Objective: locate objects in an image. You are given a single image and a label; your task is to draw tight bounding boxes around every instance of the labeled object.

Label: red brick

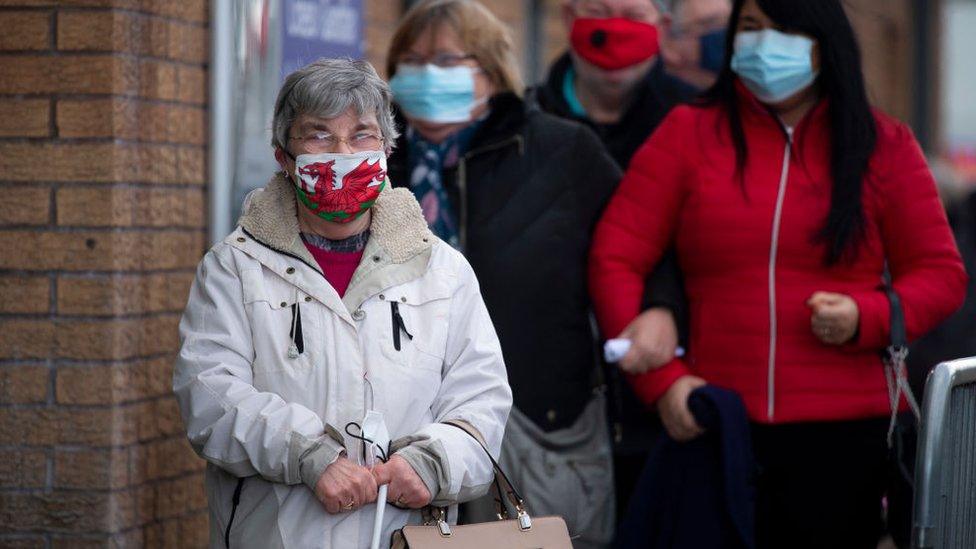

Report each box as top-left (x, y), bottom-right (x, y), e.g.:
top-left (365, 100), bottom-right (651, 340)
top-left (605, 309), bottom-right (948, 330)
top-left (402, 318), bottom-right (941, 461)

top-left (56, 356), bottom-right (172, 405)
top-left (0, 320), bottom-right (55, 360)
top-left (176, 65), bottom-right (206, 105)
top-left (0, 55), bottom-right (119, 94)
top-left (179, 512), bottom-right (209, 549)
top-left (0, 364), bottom-right (49, 404)
top-left (0, 448), bottom-right (47, 489)
top-left (57, 99), bottom-right (206, 144)
top-left (144, 437), bottom-right (202, 482)
top-left (57, 11), bottom-right (207, 63)
top-left (56, 187), bottom-right (206, 228)
top-left (0, 98), bottom-right (50, 137)
top-left (49, 536), bottom-right (111, 549)
top-left (0, 186), bottom-right (50, 226)
top-left (0, 230), bottom-right (205, 271)
top-left (168, 21), bottom-right (208, 64)
top-left (0, 536), bottom-right (46, 548)
top-left (0, 406), bottom-right (140, 447)
top-left (143, 519), bottom-right (179, 548)
top-left (0, 143), bottom-right (188, 184)
top-left (0, 11), bottom-right (50, 51)
top-left (154, 396), bottom-right (184, 436)
top-left (0, 276), bottom-right (50, 314)
top-left (177, 147), bottom-right (207, 185)
top-left (0, 489), bottom-right (149, 534)
top-left (58, 272), bottom-right (193, 316)
top-left (135, 58), bottom-right (178, 101)
top-left (155, 473), bottom-right (206, 520)
top-left (0, 55), bottom-right (181, 100)
top-left (54, 447), bottom-right (129, 489)
top-left (54, 315), bottom-right (180, 360)
top-left (0, 408), bottom-right (58, 446)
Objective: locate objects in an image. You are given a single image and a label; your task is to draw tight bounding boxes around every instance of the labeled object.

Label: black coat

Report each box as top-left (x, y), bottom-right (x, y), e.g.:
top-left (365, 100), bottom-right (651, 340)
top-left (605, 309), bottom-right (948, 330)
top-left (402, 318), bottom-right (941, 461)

top-left (532, 53), bottom-right (698, 454)
top-left (389, 93), bottom-right (622, 431)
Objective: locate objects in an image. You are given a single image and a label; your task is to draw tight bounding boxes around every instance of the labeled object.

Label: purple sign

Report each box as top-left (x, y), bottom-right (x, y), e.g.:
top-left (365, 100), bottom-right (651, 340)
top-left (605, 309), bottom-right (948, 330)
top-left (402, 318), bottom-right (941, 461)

top-left (281, 0), bottom-right (364, 80)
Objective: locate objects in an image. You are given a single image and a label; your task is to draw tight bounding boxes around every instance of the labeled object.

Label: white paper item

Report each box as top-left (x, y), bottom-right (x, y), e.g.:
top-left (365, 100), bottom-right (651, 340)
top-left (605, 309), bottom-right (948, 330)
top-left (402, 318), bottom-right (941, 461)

top-left (604, 338), bottom-right (632, 363)
top-left (603, 338), bottom-right (686, 363)
top-left (362, 410), bottom-right (391, 549)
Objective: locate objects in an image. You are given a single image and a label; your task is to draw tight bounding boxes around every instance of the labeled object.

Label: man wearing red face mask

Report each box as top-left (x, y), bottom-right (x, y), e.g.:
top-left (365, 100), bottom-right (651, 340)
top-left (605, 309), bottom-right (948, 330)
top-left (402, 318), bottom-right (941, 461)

top-left (531, 0), bottom-right (728, 518)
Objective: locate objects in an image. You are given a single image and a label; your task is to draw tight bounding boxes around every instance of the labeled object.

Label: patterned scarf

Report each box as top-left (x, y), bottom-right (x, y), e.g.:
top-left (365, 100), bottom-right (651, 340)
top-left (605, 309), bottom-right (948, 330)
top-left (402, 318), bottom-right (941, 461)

top-left (406, 121), bottom-right (482, 250)
top-left (301, 230), bottom-right (371, 253)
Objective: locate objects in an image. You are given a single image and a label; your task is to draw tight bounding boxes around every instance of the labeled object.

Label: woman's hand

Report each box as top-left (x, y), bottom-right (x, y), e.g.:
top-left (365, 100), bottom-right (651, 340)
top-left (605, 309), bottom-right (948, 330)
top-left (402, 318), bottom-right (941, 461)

top-left (807, 292), bottom-right (859, 345)
top-left (617, 308), bottom-right (679, 374)
top-left (372, 455), bottom-right (432, 509)
top-left (657, 375), bottom-right (707, 442)
top-left (315, 456), bottom-right (379, 514)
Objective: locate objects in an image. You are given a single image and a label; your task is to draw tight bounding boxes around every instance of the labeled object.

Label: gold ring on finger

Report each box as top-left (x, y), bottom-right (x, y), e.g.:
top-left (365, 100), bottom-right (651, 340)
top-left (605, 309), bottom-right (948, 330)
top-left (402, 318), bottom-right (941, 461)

top-left (344, 500), bottom-right (355, 510)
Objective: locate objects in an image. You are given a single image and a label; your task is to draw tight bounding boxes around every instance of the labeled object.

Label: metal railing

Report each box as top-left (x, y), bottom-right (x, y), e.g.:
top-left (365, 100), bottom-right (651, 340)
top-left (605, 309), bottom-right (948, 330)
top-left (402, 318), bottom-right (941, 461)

top-left (912, 357), bottom-right (976, 548)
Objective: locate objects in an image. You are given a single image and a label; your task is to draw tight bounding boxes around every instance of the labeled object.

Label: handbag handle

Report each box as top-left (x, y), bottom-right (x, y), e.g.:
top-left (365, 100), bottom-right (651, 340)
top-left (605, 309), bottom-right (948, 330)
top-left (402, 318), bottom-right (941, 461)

top-left (441, 421), bottom-right (532, 528)
top-left (881, 268), bottom-right (921, 447)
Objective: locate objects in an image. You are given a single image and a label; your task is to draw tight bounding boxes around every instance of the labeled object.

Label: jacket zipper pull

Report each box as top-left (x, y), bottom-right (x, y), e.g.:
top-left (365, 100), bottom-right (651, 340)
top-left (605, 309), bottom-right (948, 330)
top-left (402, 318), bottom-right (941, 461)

top-left (391, 302), bottom-right (413, 351)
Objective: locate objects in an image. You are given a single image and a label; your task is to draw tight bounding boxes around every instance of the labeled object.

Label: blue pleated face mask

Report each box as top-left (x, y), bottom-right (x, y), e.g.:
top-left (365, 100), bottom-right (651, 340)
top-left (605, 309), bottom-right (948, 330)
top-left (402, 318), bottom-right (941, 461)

top-left (389, 64), bottom-right (487, 123)
top-left (730, 29), bottom-right (819, 104)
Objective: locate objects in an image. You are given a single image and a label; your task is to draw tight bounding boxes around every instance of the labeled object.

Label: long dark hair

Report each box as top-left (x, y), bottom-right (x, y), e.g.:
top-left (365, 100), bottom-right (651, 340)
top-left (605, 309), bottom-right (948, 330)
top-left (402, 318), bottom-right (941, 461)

top-left (702, 0), bottom-right (877, 265)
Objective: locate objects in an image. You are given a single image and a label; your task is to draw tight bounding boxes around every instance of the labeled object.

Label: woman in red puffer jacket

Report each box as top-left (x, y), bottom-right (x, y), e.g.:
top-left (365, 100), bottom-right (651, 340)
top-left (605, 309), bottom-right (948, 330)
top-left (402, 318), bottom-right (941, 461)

top-left (589, 0), bottom-right (967, 546)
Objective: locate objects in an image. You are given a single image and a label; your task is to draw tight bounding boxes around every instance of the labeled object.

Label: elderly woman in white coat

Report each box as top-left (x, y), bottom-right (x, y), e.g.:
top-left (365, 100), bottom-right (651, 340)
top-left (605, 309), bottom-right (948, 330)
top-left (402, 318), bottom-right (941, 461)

top-left (173, 58), bottom-right (512, 548)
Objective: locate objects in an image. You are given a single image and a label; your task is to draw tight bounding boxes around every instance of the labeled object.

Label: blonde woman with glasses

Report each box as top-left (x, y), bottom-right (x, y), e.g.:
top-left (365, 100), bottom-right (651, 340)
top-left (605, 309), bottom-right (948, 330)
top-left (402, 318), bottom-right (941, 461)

top-left (386, 2), bottom-right (623, 547)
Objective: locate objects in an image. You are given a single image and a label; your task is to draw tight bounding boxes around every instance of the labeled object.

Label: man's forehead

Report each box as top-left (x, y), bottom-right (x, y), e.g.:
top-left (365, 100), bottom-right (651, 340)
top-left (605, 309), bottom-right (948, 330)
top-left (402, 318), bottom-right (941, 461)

top-left (577, 0), bottom-right (656, 10)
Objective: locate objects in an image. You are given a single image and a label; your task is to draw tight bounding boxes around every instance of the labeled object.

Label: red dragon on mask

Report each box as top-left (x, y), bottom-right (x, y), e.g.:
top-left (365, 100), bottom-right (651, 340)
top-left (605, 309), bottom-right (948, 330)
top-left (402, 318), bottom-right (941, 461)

top-left (296, 158), bottom-right (386, 222)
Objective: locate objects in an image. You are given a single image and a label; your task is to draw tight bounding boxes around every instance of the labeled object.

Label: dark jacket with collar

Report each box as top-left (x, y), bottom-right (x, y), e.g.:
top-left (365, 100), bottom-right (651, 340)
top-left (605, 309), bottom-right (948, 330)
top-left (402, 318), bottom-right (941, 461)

top-left (532, 53), bottom-right (698, 454)
top-left (615, 385), bottom-right (756, 549)
top-left (389, 92), bottom-right (621, 432)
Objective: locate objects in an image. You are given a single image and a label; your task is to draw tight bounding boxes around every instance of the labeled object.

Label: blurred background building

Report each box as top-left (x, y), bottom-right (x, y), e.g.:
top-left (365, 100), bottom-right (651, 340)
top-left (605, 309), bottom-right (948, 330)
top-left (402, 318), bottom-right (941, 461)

top-left (0, 0), bottom-right (973, 547)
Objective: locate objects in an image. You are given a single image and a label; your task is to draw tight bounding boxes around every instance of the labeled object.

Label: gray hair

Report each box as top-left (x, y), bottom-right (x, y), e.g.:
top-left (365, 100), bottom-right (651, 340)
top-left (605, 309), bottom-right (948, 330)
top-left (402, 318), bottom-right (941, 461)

top-left (272, 58), bottom-right (399, 151)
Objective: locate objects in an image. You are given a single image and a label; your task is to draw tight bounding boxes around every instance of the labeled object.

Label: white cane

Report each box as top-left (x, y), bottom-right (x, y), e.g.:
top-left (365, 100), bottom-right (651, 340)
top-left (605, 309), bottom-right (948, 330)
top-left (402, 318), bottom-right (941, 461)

top-left (361, 411), bottom-right (391, 549)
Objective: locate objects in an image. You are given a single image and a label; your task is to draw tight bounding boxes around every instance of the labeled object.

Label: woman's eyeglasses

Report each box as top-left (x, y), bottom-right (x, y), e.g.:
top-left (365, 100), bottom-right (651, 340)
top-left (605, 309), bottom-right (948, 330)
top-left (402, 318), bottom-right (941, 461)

top-left (288, 131), bottom-right (384, 153)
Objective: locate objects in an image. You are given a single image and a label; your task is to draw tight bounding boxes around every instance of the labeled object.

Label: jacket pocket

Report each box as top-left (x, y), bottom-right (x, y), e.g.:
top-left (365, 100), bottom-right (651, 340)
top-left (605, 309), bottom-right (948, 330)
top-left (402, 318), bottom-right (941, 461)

top-left (377, 279), bottom-right (451, 373)
top-left (241, 268), bottom-right (316, 374)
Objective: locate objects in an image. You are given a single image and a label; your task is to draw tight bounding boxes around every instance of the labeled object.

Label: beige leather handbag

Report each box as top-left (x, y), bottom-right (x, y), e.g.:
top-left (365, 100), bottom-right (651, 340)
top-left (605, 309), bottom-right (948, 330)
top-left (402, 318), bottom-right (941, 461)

top-left (390, 422), bottom-right (573, 549)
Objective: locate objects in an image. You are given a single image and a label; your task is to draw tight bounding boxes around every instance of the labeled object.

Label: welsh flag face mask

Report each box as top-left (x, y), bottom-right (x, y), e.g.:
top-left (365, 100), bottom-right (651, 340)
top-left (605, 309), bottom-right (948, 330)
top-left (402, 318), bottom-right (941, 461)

top-left (292, 150), bottom-right (387, 223)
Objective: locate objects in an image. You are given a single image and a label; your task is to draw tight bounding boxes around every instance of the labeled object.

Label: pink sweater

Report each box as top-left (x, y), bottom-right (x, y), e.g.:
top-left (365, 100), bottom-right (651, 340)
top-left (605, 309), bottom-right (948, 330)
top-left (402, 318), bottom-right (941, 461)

top-left (303, 243), bottom-right (364, 298)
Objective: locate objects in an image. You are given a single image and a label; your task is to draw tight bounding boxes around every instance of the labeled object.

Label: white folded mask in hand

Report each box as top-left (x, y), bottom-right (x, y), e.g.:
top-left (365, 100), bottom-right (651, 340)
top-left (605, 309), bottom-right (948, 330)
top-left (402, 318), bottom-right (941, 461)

top-left (603, 338), bottom-right (685, 363)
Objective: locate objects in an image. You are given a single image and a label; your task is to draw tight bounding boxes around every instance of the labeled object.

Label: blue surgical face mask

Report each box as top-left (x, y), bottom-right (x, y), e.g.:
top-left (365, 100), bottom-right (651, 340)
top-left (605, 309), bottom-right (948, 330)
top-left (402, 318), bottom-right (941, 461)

top-left (389, 64), bottom-right (487, 123)
top-left (699, 29), bottom-right (727, 73)
top-left (730, 29), bottom-right (818, 104)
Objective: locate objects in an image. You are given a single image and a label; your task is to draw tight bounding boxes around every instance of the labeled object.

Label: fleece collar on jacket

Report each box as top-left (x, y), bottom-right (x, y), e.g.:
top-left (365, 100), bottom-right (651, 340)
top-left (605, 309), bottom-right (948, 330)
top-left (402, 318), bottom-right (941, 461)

top-left (239, 173), bottom-right (432, 265)
top-left (237, 173), bottom-right (435, 312)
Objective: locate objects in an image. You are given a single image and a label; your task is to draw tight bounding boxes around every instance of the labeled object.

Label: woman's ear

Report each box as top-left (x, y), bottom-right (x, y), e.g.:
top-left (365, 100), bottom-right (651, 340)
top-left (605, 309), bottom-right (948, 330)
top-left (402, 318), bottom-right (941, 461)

top-left (274, 147), bottom-right (290, 174)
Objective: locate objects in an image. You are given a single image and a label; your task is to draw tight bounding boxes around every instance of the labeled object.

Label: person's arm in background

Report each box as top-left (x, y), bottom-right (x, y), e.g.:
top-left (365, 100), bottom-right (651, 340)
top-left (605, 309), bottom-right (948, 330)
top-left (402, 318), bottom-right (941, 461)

top-left (846, 123), bottom-right (967, 349)
top-left (589, 107), bottom-right (705, 440)
top-left (571, 122), bottom-right (683, 372)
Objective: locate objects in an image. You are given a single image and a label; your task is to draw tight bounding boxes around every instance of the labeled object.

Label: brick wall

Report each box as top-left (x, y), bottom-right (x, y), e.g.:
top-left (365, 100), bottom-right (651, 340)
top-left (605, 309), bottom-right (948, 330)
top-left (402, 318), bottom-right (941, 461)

top-left (0, 1), bottom-right (209, 547)
top-left (0, 0), bottom-right (928, 547)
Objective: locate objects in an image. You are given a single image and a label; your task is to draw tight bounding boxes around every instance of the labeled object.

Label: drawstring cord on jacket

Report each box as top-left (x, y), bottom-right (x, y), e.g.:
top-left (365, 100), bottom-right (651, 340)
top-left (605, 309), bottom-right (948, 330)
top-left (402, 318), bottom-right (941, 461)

top-left (287, 288), bottom-right (300, 359)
